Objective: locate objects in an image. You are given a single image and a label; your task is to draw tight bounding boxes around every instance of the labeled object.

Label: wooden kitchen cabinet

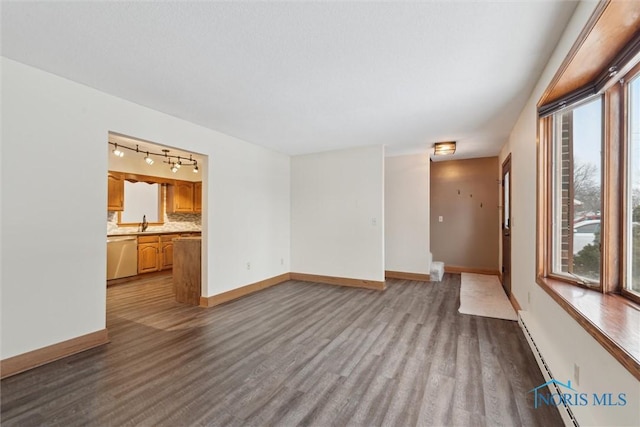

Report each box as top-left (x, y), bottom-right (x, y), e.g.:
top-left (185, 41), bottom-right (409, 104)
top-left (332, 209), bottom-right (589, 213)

top-left (160, 234), bottom-right (179, 270)
top-left (166, 181), bottom-right (194, 213)
top-left (194, 182), bottom-right (202, 213)
top-left (107, 171), bottom-right (124, 211)
top-left (136, 234), bottom-right (195, 274)
top-left (138, 235), bottom-right (160, 274)
top-left (166, 180), bottom-right (202, 213)
top-left (173, 237), bottom-right (202, 305)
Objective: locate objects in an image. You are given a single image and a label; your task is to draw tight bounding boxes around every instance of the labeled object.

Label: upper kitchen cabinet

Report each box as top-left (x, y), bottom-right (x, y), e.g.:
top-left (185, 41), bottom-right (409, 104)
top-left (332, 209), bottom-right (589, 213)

top-left (107, 171), bottom-right (124, 211)
top-left (166, 180), bottom-right (202, 213)
top-left (194, 182), bottom-right (202, 213)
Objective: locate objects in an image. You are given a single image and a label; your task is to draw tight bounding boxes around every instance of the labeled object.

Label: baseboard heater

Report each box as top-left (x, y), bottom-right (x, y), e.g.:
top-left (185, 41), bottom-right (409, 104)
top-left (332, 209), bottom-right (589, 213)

top-left (518, 313), bottom-right (579, 427)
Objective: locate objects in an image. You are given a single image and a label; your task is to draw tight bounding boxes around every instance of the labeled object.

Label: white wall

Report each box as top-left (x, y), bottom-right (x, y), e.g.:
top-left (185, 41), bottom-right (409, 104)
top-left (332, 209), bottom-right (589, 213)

top-left (500, 1), bottom-right (639, 425)
top-left (291, 146), bottom-right (385, 281)
top-left (0, 57), bottom-right (290, 359)
top-left (384, 154), bottom-right (430, 274)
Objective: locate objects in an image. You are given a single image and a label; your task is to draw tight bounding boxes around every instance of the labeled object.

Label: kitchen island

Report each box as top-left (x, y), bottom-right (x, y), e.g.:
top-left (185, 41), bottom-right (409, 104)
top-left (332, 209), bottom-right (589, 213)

top-left (172, 236), bottom-right (201, 305)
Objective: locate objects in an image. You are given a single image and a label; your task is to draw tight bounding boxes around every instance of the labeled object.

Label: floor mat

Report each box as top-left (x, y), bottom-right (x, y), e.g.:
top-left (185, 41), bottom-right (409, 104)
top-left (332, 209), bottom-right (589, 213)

top-left (459, 272), bottom-right (518, 321)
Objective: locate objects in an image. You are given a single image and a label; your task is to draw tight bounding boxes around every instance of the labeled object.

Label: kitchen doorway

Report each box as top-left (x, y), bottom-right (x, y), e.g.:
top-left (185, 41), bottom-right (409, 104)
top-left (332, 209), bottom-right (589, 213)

top-left (106, 133), bottom-right (207, 318)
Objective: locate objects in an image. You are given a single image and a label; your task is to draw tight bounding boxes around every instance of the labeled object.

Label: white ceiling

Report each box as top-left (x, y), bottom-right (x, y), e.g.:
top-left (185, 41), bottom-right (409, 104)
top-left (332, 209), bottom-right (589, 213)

top-left (1, 1), bottom-right (577, 160)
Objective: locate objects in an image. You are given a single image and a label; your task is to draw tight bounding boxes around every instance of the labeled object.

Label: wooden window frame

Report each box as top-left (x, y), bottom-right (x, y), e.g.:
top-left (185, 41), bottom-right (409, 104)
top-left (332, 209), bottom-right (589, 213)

top-left (621, 62), bottom-right (640, 305)
top-left (116, 183), bottom-right (165, 227)
top-left (537, 84), bottom-right (640, 378)
top-left (111, 172), bottom-right (174, 227)
top-left (536, 1), bottom-right (640, 381)
top-left (542, 96), bottom-right (606, 290)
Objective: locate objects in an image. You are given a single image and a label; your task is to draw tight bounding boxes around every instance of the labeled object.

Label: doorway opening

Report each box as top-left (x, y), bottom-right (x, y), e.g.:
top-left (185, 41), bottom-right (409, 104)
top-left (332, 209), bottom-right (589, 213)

top-left (106, 132), bottom-right (207, 326)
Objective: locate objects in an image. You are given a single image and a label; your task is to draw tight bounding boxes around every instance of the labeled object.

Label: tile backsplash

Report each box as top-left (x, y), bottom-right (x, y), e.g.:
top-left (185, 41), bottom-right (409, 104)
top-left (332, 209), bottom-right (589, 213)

top-left (108, 211), bottom-right (201, 235)
top-left (108, 181), bottom-right (202, 235)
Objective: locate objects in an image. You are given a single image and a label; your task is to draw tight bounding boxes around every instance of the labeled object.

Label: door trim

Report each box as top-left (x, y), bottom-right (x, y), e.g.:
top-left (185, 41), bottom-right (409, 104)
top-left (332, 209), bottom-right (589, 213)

top-left (502, 154), bottom-right (512, 296)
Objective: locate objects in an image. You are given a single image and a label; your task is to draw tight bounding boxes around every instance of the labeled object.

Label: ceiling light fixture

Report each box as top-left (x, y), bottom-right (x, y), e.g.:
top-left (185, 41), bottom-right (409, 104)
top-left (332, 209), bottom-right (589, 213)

top-left (112, 143), bottom-right (124, 157)
top-left (433, 141), bottom-right (456, 156)
top-left (144, 152), bottom-right (154, 165)
top-left (108, 141), bottom-right (199, 173)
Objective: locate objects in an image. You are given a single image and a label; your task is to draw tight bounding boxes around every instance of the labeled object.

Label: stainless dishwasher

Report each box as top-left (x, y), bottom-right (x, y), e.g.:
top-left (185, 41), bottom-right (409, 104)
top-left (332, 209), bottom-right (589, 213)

top-left (107, 236), bottom-right (138, 280)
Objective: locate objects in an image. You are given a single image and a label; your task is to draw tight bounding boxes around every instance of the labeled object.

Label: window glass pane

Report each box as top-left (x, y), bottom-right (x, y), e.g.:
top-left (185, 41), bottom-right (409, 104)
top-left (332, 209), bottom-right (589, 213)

top-left (576, 223), bottom-right (598, 233)
top-left (120, 181), bottom-right (161, 223)
top-left (552, 97), bottom-right (602, 284)
top-left (627, 74), bottom-right (640, 294)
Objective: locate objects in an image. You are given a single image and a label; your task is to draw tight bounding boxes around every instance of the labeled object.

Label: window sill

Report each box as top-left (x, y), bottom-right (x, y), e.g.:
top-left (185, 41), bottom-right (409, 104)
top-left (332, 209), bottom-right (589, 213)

top-left (536, 276), bottom-right (640, 381)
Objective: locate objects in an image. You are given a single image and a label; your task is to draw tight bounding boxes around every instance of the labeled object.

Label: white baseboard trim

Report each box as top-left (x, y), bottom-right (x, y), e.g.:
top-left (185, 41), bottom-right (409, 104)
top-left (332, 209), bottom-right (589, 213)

top-left (519, 312), bottom-right (578, 427)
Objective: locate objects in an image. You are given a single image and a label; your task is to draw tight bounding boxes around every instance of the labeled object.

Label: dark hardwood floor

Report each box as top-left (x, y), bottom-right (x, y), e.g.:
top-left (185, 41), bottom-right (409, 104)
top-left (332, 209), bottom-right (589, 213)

top-left (1, 274), bottom-right (562, 426)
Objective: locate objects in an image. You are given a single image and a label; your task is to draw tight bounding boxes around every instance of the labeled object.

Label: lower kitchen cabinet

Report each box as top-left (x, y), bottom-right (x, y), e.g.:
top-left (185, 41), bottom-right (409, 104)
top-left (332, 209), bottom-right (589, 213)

top-left (135, 233), bottom-right (199, 275)
top-left (160, 234), bottom-right (179, 270)
top-left (138, 235), bottom-right (160, 274)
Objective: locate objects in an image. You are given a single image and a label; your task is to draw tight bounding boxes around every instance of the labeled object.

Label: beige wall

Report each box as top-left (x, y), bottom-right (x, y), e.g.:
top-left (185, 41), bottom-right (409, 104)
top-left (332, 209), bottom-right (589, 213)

top-left (430, 157), bottom-right (499, 271)
top-left (385, 154), bottom-right (431, 274)
top-left (497, 2), bottom-right (640, 425)
top-left (291, 146), bottom-right (385, 281)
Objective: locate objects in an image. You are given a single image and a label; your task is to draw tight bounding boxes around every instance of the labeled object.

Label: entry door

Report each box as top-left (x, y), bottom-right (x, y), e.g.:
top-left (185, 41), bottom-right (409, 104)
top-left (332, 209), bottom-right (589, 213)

top-left (502, 155), bottom-right (512, 296)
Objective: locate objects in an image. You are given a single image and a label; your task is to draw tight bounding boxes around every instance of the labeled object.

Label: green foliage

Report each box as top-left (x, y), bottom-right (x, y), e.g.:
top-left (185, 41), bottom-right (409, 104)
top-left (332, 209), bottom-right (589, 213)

top-left (574, 224), bottom-right (640, 289)
top-left (573, 243), bottom-right (600, 280)
top-left (633, 205), bottom-right (640, 222)
top-left (573, 228), bottom-right (600, 280)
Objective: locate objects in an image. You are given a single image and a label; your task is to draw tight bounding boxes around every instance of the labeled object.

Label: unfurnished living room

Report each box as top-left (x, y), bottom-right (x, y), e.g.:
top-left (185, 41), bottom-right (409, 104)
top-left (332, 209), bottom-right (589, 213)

top-left (1, 1), bottom-right (639, 426)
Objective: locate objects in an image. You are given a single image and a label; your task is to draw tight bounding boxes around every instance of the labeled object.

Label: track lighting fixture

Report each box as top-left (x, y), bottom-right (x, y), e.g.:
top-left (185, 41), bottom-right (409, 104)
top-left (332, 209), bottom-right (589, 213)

top-left (112, 144), bottom-right (124, 157)
top-left (108, 141), bottom-right (199, 173)
top-left (144, 152), bottom-right (154, 165)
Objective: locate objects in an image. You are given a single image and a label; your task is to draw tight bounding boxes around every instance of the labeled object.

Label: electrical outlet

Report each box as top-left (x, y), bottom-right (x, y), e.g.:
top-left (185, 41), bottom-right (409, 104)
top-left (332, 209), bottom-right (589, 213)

top-left (246, 262), bottom-right (251, 270)
top-left (371, 218), bottom-right (377, 226)
top-left (280, 258), bottom-right (284, 266)
top-left (574, 363), bottom-right (580, 386)
top-left (439, 216), bottom-right (443, 222)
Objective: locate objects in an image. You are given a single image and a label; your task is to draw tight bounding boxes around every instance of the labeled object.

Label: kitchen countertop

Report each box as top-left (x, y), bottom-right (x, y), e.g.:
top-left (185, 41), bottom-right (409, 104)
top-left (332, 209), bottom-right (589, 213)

top-left (107, 230), bottom-right (201, 237)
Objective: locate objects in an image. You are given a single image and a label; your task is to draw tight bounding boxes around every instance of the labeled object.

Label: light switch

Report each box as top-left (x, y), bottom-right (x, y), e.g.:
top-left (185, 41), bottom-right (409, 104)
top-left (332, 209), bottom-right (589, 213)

top-left (439, 216), bottom-right (443, 222)
top-left (371, 218), bottom-right (377, 226)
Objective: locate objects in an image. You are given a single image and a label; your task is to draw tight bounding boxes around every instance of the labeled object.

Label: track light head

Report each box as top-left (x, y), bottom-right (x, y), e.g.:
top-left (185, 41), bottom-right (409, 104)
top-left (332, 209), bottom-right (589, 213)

top-left (144, 153), bottom-right (154, 165)
top-left (193, 164), bottom-right (199, 173)
top-left (112, 144), bottom-right (124, 157)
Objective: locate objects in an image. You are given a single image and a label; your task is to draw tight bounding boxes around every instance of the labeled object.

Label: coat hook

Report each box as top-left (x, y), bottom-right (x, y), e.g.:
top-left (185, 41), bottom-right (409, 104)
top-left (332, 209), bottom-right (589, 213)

top-left (458, 189), bottom-right (461, 195)
top-left (480, 202), bottom-right (483, 208)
